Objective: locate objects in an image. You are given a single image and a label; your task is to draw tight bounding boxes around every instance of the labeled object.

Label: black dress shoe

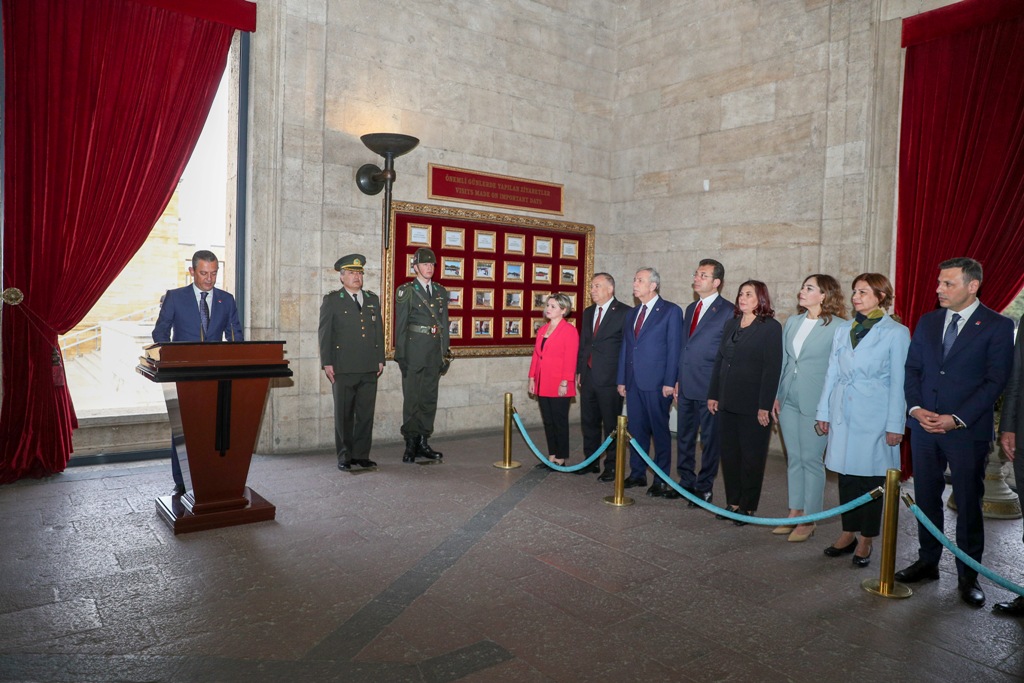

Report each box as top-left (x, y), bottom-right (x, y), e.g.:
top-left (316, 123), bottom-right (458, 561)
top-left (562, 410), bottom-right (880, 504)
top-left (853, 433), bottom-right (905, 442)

top-left (353, 459), bottom-right (377, 468)
top-left (733, 510), bottom-right (753, 526)
top-left (958, 577), bottom-right (985, 607)
top-left (852, 548), bottom-right (872, 568)
top-left (623, 477), bottom-right (646, 489)
top-left (823, 539), bottom-right (857, 557)
top-left (715, 506), bottom-right (737, 520)
top-left (894, 559), bottom-right (940, 583)
top-left (993, 596), bottom-right (1024, 616)
top-left (688, 490), bottom-right (712, 508)
top-left (171, 484), bottom-right (186, 496)
top-left (338, 460), bottom-right (352, 471)
top-left (574, 463), bottom-right (601, 475)
top-left (646, 481), bottom-right (670, 497)
top-left (597, 469), bottom-right (616, 482)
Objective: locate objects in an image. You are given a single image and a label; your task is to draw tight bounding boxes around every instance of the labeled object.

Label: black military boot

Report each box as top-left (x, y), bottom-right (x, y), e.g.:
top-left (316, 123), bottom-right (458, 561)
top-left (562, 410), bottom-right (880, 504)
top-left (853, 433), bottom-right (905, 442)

top-left (402, 437), bottom-right (417, 463)
top-left (337, 449), bottom-right (351, 471)
top-left (416, 435), bottom-right (442, 460)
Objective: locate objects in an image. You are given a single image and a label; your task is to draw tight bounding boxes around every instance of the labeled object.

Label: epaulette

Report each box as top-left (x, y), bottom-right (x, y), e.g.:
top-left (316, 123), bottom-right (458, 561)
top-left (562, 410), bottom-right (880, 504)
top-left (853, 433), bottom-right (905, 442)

top-left (396, 283), bottom-right (409, 300)
top-left (365, 289), bottom-right (376, 297)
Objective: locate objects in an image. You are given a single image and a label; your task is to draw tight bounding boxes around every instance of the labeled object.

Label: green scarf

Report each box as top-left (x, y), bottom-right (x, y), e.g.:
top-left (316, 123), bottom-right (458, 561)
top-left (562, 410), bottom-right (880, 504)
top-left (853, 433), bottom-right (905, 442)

top-left (850, 309), bottom-right (884, 348)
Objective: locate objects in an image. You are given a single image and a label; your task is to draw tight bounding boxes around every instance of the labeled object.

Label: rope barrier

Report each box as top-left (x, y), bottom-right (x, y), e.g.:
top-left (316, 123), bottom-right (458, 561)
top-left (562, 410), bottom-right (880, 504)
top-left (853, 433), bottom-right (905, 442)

top-left (629, 436), bottom-right (881, 525)
top-left (511, 410), bottom-right (613, 472)
top-left (904, 494), bottom-right (1024, 598)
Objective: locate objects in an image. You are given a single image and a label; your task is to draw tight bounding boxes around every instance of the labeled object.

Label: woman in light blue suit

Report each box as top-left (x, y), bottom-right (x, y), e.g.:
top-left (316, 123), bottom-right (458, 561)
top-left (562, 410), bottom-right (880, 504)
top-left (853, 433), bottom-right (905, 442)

top-left (816, 273), bottom-right (910, 568)
top-left (771, 275), bottom-right (846, 543)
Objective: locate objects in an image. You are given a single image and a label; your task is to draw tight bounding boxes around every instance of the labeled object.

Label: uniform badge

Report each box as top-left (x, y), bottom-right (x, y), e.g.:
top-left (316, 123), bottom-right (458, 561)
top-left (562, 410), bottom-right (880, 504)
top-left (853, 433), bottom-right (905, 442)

top-left (397, 287), bottom-right (407, 301)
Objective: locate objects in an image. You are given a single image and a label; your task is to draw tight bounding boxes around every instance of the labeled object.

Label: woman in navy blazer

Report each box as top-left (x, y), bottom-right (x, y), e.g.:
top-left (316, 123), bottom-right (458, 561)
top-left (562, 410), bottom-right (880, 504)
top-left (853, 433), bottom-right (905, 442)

top-left (708, 281), bottom-right (783, 523)
top-left (529, 294), bottom-right (580, 466)
top-left (771, 274), bottom-right (846, 542)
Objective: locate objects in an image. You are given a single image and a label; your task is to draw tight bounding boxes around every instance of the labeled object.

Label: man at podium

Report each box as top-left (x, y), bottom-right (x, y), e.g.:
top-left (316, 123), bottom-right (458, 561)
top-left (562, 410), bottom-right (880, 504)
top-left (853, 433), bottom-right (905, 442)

top-left (153, 249), bottom-right (244, 494)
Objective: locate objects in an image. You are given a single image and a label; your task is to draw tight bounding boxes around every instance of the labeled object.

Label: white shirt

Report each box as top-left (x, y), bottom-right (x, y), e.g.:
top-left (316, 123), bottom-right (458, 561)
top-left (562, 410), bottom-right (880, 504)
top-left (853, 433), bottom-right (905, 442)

top-left (694, 292), bottom-right (719, 326)
top-left (944, 299), bottom-right (980, 338)
top-left (592, 300), bottom-right (611, 331)
top-left (191, 284), bottom-right (212, 311)
top-left (636, 295), bottom-right (660, 332)
top-left (792, 316), bottom-right (817, 357)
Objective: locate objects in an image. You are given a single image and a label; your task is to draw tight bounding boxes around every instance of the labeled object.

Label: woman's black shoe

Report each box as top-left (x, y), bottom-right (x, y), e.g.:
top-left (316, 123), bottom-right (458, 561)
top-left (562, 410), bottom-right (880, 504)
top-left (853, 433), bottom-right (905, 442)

top-left (852, 548), bottom-right (872, 567)
top-left (733, 511), bottom-right (754, 527)
top-left (823, 539), bottom-right (858, 557)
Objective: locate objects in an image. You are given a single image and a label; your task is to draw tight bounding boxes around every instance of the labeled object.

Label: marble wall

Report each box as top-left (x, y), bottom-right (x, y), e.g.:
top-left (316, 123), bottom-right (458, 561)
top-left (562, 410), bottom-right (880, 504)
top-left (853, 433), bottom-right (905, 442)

top-left (242, 0), bottom-right (960, 453)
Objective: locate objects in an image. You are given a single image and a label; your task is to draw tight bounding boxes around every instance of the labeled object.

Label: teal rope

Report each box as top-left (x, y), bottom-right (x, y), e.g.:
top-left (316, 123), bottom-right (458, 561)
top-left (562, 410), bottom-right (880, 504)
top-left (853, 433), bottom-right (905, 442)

top-left (512, 410), bottom-right (612, 472)
top-left (907, 502), bottom-right (1024, 597)
top-left (629, 437), bottom-right (880, 525)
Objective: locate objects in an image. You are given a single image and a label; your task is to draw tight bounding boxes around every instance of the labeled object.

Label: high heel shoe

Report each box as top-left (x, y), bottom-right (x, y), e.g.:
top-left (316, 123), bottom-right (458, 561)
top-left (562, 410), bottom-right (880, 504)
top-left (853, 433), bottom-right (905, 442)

top-left (787, 525), bottom-right (815, 542)
top-left (715, 507), bottom-right (739, 521)
top-left (733, 511), bottom-right (754, 527)
top-left (823, 539), bottom-right (857, 557)
top-left (772, 525), bottom-right (795, 535)
top-left (852, 547), bottom-right (872, 567)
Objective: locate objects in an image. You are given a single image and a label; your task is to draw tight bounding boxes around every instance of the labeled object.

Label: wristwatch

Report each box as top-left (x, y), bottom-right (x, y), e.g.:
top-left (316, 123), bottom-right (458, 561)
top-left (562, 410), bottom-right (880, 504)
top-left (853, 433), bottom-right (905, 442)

top-left (952, 415), bottom-right (967, 430)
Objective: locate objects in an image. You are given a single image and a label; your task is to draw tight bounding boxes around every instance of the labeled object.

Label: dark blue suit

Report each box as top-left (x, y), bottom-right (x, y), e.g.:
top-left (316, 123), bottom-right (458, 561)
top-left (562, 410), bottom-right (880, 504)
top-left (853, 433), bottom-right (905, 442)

top-left (905, 303), bottom-right (1013, 578)
top-left (676, 295), bottom-right (733, 493)
top-left (617, 297), bottom-right (682, 479)
top-left (152, 285), bottom-right (244, 488)
top-left (152, 285), bottom-right (243, 343)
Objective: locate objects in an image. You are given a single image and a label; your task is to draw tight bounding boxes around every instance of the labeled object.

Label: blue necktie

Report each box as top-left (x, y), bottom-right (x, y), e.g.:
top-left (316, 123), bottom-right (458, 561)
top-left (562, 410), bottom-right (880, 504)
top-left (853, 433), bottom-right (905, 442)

top-left (200, 292), bottom-right (210, 338)
top-left (942, 312), bottom-right (960, 359)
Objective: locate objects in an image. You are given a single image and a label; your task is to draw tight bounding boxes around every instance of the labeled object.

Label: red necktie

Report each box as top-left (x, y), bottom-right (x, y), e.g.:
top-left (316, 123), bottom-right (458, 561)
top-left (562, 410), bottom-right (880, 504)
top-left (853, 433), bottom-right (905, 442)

top-left (588, 306), bottom-right (603, 368)
top-left (689, 300), bottom-right (703, 336)
top-left (633, 304), bottom-right (646, 337)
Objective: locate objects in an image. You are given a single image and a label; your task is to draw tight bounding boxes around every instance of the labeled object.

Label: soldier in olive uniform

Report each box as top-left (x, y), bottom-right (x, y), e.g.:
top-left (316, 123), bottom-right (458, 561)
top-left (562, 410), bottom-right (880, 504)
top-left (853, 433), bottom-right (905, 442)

top-left (395, 247), bottom-right (449, 462)
top-left (319, 254), bottom-right (385, 471)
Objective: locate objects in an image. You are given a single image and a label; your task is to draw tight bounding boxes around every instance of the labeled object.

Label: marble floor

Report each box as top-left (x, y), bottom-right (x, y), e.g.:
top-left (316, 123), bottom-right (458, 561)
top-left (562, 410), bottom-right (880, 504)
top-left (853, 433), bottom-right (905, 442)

top-left (1, 431), bottom-right (1023, 682)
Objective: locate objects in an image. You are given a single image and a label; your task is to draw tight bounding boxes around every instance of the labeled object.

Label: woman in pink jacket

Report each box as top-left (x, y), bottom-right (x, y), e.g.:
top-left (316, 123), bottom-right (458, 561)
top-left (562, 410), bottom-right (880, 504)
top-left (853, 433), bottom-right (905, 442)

top-left (529, 293), bottom-right (580, 467)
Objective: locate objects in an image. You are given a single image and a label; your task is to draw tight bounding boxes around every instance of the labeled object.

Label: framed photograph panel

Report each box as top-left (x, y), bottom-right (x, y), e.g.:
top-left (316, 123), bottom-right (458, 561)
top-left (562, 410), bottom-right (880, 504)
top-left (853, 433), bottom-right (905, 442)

top-left (447, 287), bottom-right (463, 310)
top-left (442, 226), bottom-right (465, 249)
top-left (384, 202), bottom-right (595, 358)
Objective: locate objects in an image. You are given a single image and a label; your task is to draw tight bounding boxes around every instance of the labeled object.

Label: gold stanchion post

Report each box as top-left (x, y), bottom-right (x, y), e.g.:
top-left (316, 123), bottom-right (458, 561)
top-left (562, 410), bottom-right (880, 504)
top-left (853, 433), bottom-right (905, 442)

top-left (863, 468), bottom-right (912, 598)
top-left (603, 415), bottom-right (634, 507)
top-left (494, 392), bottom-right (522, 469)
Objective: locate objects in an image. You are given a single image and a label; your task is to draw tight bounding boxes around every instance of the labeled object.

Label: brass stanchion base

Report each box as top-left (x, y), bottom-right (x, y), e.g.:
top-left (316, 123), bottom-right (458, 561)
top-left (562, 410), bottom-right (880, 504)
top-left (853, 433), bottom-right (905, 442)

top-left (861, 579), bottom-right (913, 599)
top-left (493, 461), bottom-right (522, 469)
top-left (602, 495), bottom-right (634, 507)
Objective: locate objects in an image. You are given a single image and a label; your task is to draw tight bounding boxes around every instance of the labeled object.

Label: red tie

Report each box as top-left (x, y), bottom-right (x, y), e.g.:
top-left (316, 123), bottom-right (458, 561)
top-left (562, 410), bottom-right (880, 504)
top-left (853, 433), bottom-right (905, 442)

top-left (689, 300), bottom-right (703, 336)
top-left (588, 306), bottom-right (603, 368)
top-left (633, 304), bottom-right (646, 337)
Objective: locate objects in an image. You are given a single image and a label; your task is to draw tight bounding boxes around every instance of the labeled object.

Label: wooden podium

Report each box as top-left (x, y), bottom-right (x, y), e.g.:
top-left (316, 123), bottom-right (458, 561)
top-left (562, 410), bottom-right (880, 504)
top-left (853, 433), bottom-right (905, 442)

top-left (137, 341), bottom-right (292, 534)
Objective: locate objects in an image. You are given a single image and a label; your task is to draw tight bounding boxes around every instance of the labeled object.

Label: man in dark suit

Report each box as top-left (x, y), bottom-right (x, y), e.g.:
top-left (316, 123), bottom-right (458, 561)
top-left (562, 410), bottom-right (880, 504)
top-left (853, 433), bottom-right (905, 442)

top-left (152, 249), bottom-right (244, 495)
top-left (898, 257), bottom-right (1014, 607)
top-left (617, 267), bottom-right (683, 497)
top-left (575, 273), bottom-right (630, 480)
top-left (996, 312), bottom-right (1024, 616)
top-left (319, 254), bottom-right (385, 471)
top-left (669, 258), bottom-right (731, 506)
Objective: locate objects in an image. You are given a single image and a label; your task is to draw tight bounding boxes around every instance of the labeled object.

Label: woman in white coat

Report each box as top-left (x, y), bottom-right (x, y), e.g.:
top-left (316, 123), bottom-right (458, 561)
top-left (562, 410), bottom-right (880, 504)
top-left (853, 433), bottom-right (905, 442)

top-left (772, 275), bottom-right (846, 543)
top-left (815, 273), bottom-right (910, 568)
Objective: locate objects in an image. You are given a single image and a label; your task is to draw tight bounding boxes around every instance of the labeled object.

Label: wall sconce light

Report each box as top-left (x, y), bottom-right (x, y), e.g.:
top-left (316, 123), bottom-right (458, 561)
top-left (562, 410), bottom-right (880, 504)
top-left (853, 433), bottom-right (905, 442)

top-left (356, 132), bottom-right (419, 250)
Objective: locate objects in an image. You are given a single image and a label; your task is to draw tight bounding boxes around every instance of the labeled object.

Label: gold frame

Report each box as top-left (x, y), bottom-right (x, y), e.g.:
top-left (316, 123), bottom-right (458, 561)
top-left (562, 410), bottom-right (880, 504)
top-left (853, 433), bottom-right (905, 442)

top-left (561, 238), bottom-right (579, 259)
top-left (408, 222), bottom-right (432, 246)
top-left (473, 258), bottom-right (496, 281)
top-left (503, 289), bottom-right (524, 310)
top-left (441, 256), bottom-right (465, 279)
top-left (533, 236), bottom-right (553, 257)
top-left (559, 265), bottom-right (578, 286)
top-left (505, 233), bottom-right (526, 254)
top-left (442, 226), bottom-right (465, 249)
top-left (472, 317), bottom-right (494, 339)
top-left (473, 287), bottom-right (495, 309)
top-left (448, 316), bottom-right (463, 338)
top-left (532, 263), bottom-right (552, 285)
top-left (447, 286), bottom-right (464, 310)
top-left (503, 317), bottom-right (524, 338)
top-left (475, 230), bottom-right (497, 252)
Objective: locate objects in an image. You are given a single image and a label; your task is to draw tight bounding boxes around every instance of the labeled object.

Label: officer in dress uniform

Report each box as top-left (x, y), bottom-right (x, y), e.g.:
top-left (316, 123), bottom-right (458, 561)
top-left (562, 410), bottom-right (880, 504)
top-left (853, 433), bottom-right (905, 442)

top-left (395, 247), bottom-right (450, 462)
top-left (319, 254), bottom-right (385, 471)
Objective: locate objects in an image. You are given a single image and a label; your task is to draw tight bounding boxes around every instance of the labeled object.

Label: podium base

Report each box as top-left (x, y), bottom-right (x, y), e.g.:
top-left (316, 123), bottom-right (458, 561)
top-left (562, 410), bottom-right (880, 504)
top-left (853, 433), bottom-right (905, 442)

top-left (156, 486), bottom-right (276, 535)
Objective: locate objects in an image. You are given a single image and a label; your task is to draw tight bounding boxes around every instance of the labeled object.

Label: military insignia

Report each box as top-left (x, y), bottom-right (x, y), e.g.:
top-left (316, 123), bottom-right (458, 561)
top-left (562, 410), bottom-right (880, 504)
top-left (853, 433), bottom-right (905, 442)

top-left (397, 286), bottom-right (408, 301)
top-left (354, 257), bottom-right (362, 266)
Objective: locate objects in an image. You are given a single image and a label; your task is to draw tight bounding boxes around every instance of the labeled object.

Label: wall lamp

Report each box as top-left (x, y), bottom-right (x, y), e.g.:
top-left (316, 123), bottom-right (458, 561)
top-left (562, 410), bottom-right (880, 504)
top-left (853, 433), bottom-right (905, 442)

top-left (356, 132), bottom-right (419, 250)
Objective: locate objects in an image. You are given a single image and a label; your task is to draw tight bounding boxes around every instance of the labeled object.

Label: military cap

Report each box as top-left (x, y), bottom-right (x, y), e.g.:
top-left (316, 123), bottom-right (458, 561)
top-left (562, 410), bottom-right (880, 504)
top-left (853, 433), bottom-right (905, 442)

top-left (334, 253), bottom-right (366, 272)
top-left (412, 247), bottom-right (437, 265)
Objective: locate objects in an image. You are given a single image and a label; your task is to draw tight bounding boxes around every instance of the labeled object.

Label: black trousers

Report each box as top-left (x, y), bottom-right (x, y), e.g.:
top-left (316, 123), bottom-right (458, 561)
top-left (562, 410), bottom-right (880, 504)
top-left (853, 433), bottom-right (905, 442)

top-left (578, 372), bottom-right (622, 466)
top-left (718, 409), bottom-right (771, 512)
top-left (332, 371), bottom-right (378, 459)
top-left (538, 396), bottom-right (571, 460)
top-left (838, 473), bottom-right (885, 537)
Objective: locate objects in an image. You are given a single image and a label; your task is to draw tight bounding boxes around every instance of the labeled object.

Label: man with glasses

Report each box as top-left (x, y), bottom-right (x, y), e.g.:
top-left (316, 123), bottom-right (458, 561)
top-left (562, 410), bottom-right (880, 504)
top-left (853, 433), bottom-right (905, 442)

top-left (669, 259), bottom-right (731, 505)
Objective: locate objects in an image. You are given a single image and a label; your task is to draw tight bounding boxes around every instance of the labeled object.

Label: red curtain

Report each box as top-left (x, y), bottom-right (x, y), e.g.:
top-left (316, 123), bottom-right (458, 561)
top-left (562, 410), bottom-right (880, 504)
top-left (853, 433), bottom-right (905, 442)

top-left (895, 0), bottom-right (1024, 474)
top-left (0, 0), bottom-right (254, 484)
